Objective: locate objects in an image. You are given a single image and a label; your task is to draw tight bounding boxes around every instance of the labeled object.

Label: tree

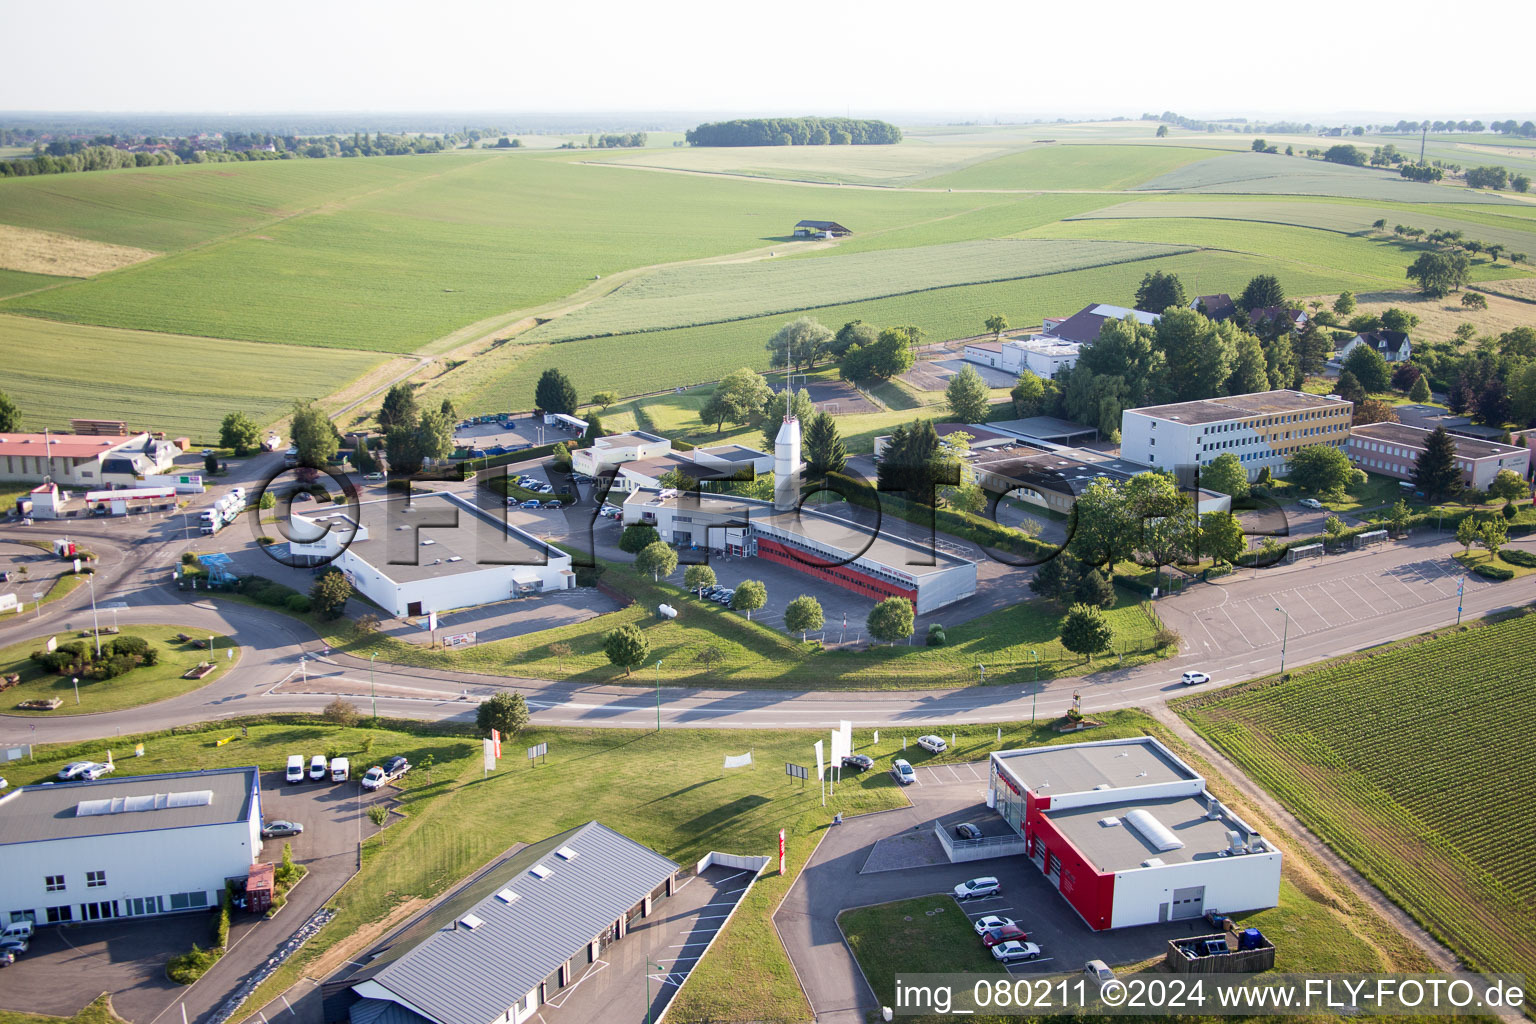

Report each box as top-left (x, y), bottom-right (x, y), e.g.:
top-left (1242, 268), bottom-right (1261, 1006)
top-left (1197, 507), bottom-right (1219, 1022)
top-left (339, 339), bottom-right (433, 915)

top-left (385, 424), bottom-right (424, 475)
top-left (1380, 308), bottom-right (1420, 334)
top-left (1073, 568), bottom-right (1115, 608)
top-left (1333, 291), bottom-right (1357, 317)
top-left (1477, 376), bottom-right (1511, 426)
top-left (1029, 551), bottom-right (1083, 604)
top-left (378, 383), bottom-right (418, 432)
top-left (1412, 426), bottom-right (1463, 502)
top-left (1323, 144), bottom-right (1367, 166)
top-left (591, 391), bottom-right (619, 410)
top-left (439, 397), bottom-right (457, 423)
top-left (759, 388), bottom-right (816, 451)
top-left (1010, 371), bottom-right (1045, 417)
top-left (1323, 514), bottom-right (1346, 539)
top-left (534, 368), bottom-right (578, 415)
top-left (1154, 308), bottom-right (1235, 401)
top-left (475, 692), bottom-right (530, 737)
top-left (1501, 326), bottom-right (1536, 359)
top-left (730, 579), bottom-right (767, 620)
top-left (1335, 369), bottom-right (1366, 408)
top-left (1406, 251), bottom-right (1471, 298)
top-left (1456, 515), bottom-right (1480, 552)
top-left (1489, 468), bottom-right (1526, 505)
top-left (1287, 444), bottom-right (1356, 495)
top-left (1343, 344), bottom-right (1391, 393)
top-left (414, 409), bottom-right (454, 465)
top-left (602, 624), bottom-right (650, 676)
top-left (1391, 361), bottom-right (1422, 393)
top-left (1384, 499), bottom-right (1410, 538)
top-left (803, 411), bottom-right (847, 475)
top-left (1409, 375), bottom-right (1432, 403)
top-left (1201, 452), bottom-right (1249, 499)
top-left (1156, 124), bottom-right (1169, 137)
top-left (1068, 477), bottom-right (1131, 568)
top-left (656, 467), bottom-right (697, 491)
top-left (1514, 174), bottom-right (1532, 194)
top-left (204, 451), bottom-right (219, 476)
top-left (945, 364), bottom-right (992, 423)
top-left (842, 326), bottom-right (917, 382)
top-left (219, 412), bottom-right (262, 455)
top-left (694, 645), bottom-right (725, 673)
top-left (766, 316), bottom-right (833, 374)
top-left (1238, 275), bottom-right (1285, 312)
top-left (1133, 270), bottom-right (1186, 314)
top-left (1294, 322), bottom-right (1331, 377)
top-left (867, 596), bottom-right (915, 643)
top-left (309, 569), bottom-right (352, 620)
top-left (1261, 330), bottom-right (1299, 390)
top-left (290, 401), bottom-right (338, 469)
top-left (1226, 329), bottom-right (1269, 395)
top-left (1479, 517), bottom-right (1509, 558)
top-left (619, 522), bottom-right (660, 554)
top-left (877, 418), bottom-right (952, 506)
top-left (635, 541), bottom-right (677, 581)
top-left (0, 391), bottom-right (19, 432)
top-left (830, 320), bottom-right (878, 358)
top-left (984, 314), bottom-right (1009, 337)
top-left (945, 483), bottom-right (986, 515)
top-left (702, 367), bottom-right (771, 434)
top-left (1354, 399), bottom-right (1400, 425)
top-left (684, 564), bottom-right (717, 597)
top-left (322, 697), bottom-right (360, 726)
top-left (1060, 603), bottom-right (1113, 662)
top-left (784, 595), bottom-right (824, 640)
top-left (1198, 510), bottom-right (1246, 565)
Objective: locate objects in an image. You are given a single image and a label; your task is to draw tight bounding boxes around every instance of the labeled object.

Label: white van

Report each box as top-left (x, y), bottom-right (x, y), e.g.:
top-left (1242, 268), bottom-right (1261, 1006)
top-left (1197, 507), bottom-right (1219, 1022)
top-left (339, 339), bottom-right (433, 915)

top-left (285, 754), bottom-right (305, 783)
top-left (1, 920), bottom-right (35, 942)
top-left (330, 757), bottom-right (350, 782)
top-left (309, 755), bottom-right (328, 781)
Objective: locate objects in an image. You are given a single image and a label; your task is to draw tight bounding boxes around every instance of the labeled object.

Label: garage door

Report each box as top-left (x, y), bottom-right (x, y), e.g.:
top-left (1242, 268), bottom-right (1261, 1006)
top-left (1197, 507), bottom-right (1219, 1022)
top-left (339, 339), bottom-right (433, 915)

top-left (1170, 885), bottom-right (1205, 920)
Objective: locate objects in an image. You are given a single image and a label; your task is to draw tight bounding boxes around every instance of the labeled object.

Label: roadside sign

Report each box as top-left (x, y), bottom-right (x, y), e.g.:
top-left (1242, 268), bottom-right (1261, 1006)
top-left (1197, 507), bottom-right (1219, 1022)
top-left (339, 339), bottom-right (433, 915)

top-left (442, 632), bottom-right (477, 649)
top-left (527, 741), bottom-right (548, 763)
top-left (785, 762), bottom-right (808, 780)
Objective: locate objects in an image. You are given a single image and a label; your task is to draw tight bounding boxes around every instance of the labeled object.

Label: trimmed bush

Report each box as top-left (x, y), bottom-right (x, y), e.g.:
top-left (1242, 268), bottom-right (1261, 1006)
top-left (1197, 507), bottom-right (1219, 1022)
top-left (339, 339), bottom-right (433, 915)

top-left (1499, 549), bottom-right (1536, 568)
top-left (285, 594), bottom-right (313, 613)
top-left (926, 623), bottom-right (947, 647)
top-left (1473, 563), bottom-right (1514, 581)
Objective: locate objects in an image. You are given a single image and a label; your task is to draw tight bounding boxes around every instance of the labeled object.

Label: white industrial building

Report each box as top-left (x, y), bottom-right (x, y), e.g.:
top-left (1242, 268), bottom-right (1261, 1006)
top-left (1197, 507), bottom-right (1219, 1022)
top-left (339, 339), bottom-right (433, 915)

top-left (570, 431), bottom-right (672, 477)
top-left (989, 737), bottom-right (1281, 930)
top-left (288, 492), bottom-right (574, 618)
top-left (1120, 390), bottom-right (1354, 482)
top-left (570, 430), bottom-right (772, 494)
top-left (1006, 338), bottom-right (1082, 378)
top-left (0, 767), bottom-right (261, 927)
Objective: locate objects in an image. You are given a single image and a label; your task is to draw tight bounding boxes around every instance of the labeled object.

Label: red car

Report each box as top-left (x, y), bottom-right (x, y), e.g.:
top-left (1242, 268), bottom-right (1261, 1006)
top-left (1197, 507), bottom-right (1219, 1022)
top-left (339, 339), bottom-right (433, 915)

top-left (981, 924), bottom-right (1029, 947)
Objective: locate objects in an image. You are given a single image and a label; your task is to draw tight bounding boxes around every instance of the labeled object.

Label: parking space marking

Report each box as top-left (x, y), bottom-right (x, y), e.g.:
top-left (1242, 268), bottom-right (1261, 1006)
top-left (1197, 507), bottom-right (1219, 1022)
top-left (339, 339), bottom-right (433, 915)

top-left (1005, 957), bottom-right (1056, 971)
top-left (1233, 601), bottom-right (1278, 644)
top-left (1355, 570), bottom-right (1403, 608)
top-left (966, 762), bottom-right (984, 780)
top-left (965, 906), bottom-right (1016, 917)
top-left (1312, 585), bottom-right (1355, 620)
top-left (542, 959), bottom-right (610, 1008)
top-left (668, 941), bottom-right (714, 948)
top-left (1339, 576), bottom-right (1374, 611)
top-left (1219, 603), bottom-right (1265, 647)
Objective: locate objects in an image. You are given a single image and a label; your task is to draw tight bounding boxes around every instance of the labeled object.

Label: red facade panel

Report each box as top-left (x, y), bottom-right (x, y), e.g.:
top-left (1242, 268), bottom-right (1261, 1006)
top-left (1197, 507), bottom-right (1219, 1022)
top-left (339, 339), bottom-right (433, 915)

top-left (754, 537), bottom-right (918, 610)
top-left (1026, 800), bottom-right (1116, 930)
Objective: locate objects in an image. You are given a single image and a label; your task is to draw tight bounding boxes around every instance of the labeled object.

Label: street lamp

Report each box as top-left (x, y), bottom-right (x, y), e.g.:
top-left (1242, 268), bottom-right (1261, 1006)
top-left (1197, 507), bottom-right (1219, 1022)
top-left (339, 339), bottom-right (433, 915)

top-left (87, 573), bottom-right (102, 658)
top-left (1276, 605), bottom-right (1290, 677)
top-left (645, 958), bottom-right (665, 1024)
top-left (72, 676), bottom-right (80, 705)
top-left (370, 652), bottom-right (377, 721)
top-left (654, 659), bottom-right (663, 731)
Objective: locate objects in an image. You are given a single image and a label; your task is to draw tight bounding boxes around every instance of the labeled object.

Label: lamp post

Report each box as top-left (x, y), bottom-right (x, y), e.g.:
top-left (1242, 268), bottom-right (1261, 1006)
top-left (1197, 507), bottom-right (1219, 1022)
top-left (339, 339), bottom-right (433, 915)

top-left (87, 573), bottom-right (102, 659)
top-left (1456, 576), bottom-right (1465, 626)
top-left (370, 652), bottom-right (377, 721)
top-left (208, 635), bottom-right (215, 659)
top-left (72, 676), bottom-right (80, 705)
top-left (1276, 605), bottom-right (1289, 676)
top-left (645, 958), bottom-right (664, 1024)
top-left (654, 659), bottom-right (663, 731)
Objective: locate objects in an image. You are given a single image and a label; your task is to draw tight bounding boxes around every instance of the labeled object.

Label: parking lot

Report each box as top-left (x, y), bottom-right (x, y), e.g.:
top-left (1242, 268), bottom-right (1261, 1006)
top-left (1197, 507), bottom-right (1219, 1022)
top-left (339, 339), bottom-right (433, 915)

top-left (0, 770), bottom-right (388, 1024)
top-left (455, 417), bottom-right (579, 454)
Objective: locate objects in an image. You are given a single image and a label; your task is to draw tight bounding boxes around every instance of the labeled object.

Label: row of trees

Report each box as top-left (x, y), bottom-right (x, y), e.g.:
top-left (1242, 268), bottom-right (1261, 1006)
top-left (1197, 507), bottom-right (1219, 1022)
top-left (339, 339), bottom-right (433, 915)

top-left (376, 383), bottom-right (456, 474)
top-left (684, 118), bottom-right (902, 147)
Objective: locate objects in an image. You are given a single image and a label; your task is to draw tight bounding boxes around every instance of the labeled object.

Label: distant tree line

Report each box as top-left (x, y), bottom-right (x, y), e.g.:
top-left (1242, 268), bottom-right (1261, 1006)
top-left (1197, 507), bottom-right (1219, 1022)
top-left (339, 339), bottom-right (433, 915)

top-left (685, 117), bottom-right (902, 147)
top-left (558, 132), bottom-right (647, 149)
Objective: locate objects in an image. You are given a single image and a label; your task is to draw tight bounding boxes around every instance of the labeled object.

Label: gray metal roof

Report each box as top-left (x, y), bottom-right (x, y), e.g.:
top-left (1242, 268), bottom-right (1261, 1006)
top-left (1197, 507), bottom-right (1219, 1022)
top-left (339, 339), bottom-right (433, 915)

top-left (350, 998), bottom-right (436, 1024)
top-left (356, 822), bottom-right (678, 1024)
top-left (1044, 794), bottom-right (1248, 872)
top-left (993, 738), bottom-right (1195, 795)
top-left (0, 766), bottom-right (258, 844)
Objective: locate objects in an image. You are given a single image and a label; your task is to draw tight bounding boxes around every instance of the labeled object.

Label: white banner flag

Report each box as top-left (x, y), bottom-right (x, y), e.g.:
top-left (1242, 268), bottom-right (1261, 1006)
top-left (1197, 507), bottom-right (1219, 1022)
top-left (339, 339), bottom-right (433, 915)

top-left (814, 739), bottom-right (825, 780)
top-left (428, 610), bottom-right (438, 631)
top-left (482, 738), bottom-right (496, 771)
top-left (723, 751), bottom-right (753, 769)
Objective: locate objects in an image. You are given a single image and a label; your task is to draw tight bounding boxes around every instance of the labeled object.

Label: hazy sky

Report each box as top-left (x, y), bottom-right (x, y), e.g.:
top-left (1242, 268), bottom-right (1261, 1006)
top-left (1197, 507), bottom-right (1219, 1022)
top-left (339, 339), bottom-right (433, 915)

top-left (4, 0), bottom-right (1531, 120)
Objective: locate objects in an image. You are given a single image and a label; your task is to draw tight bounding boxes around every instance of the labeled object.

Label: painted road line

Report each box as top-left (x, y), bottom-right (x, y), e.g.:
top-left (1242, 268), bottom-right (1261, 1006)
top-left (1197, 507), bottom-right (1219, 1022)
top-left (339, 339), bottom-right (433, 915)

top-left (1232, 602), bottom-right (1278, 644)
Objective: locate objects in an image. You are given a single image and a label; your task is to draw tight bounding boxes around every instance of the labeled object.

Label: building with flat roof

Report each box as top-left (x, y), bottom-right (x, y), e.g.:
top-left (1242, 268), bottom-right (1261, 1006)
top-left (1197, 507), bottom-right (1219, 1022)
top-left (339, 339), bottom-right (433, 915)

top-left (332, 822), bottom-right (679, 1024)
top-left (0, 766), bottom-right (261, 927)
top-left (1392, 404), bottom-right (1508, 441)
top-left (288, 492), bottom-right (574, 618)
top-left (961, 340), bottom-right (1006, 369)
top-left (0, 431), bottom-right (178, 487)
top-left (1347, 422), bottom-right (1530, 491)
top-left (613, 444), bottom-right (772, 493)
top-left (622, 488), bottom-right (977, 613)
top-left (989, 737), bottom-right (1280, 930)
top-left (1120, 390), bottom-right (1353, 482)
top-left (570, 431), bottom-right (671, 477)
top-left (1005, 337), bottom-right (1083, 377)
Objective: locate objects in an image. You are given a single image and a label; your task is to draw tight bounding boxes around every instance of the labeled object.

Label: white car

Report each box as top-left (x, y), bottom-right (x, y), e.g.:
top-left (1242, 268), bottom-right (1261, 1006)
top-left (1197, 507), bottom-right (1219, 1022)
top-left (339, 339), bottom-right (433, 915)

top-left (362, 472), bottom-right (385, 482)
top-left (309, 755), bottom-right (328, 781)
top-left (1084, 959), bottom-right (1116, 986)
top-left (953, 877), bottom-right (1000, 900)
top-left (890, 759), bottom-right (915, 785)
top-left (1299, 498), bottom-right (1325, 510)
top-left (58, 761), bottom-right (94, 781)
top-left (992, 940), bottom-right (1042, 962)
top-left (80, 762), bottom-right (115, 780)
top-left (973, 915), bottom-right (1017, 936)
top-left (1180, 670), bottom-right (1212, 686)
top-left (917, 735), bottom-right (947, 753)
top-left (360, 766), bottom-right (387, 791)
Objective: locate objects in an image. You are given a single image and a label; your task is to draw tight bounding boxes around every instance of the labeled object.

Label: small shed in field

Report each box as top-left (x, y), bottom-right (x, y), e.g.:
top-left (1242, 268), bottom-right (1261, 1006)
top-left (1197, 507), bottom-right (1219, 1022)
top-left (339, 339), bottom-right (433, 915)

top-left (794, 219), bottom-right (852, 237)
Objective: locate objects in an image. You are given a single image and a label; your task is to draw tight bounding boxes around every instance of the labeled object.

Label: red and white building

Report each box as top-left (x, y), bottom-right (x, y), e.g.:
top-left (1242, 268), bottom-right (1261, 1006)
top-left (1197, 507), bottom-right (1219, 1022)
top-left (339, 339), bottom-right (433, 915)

top-left (989, 737), bottom-right (1281, 929)
top-left (1347, 422), bottom-right (1530, 491)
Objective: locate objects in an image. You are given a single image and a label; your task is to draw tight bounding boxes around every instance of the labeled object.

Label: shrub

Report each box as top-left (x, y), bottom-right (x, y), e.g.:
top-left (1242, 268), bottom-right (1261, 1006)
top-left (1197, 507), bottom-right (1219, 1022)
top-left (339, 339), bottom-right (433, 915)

top-left (323, 697), bottom-right (361, 726)
top-left (166, 943), bottom-right (222, 985)
top-left (1152, 627), bottom-right (1182, 650)
top-left (285, 594), bottom-right (312, 614)
top-left (1473, 563), bottom-right (1514, 581)
top-left (926, 623), bottom-right (947, 647)
top-left (110, 635), bottom-right (151, 659)
top-left (181, 552), bottom-right (198, 565)
top-left (214, 891), bottom-right (231, 948)
top-left (257, 535), bottom-right (276, 545)
top-left (1500, 549), bottom-right (1536, 568)
top-left (367, 805), bottom-right (389, 827)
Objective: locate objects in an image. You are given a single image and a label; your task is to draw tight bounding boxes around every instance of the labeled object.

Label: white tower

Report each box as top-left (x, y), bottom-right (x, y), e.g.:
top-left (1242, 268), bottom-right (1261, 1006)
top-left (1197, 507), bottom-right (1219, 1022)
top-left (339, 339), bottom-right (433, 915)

top-left (773, 413), bottom-right (803, 511)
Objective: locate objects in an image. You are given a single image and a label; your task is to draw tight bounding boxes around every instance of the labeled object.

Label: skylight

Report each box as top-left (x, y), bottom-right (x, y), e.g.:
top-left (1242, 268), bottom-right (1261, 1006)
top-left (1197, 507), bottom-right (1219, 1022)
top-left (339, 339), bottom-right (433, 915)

top-left (530, 864), bottom-right (552, 878)
top-left (460, 914), bottom-right (484, 930)
top-left (495, 889), bottom-right (519, 903)
top-left (555, 846), bottom-right (578, 861)
top-left (76, 790), bottom-right (213, 816)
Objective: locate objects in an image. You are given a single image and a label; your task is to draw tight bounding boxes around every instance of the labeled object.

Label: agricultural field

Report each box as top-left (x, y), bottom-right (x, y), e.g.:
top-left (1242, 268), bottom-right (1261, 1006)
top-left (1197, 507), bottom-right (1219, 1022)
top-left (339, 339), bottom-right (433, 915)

top-left (0, 223), bottom-right (159, 277)
top-left (917, 144), bottom-right (1221, 190)
top-left (524, 238), bottom-right (1192, 342)
top-left (0, 267), bottom-right (70, 300)
top-left (1135, 151), bottom-right (1525, 204)
top-left (0, 315), bottom-right (386, 439)
top-left (1175, 609), bottom-right (1536, 986)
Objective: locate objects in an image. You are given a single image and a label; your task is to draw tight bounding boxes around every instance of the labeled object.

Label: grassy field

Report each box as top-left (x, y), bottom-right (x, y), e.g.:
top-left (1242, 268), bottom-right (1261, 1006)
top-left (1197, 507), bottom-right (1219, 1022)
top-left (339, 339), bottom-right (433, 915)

top-left (0, 268), bottom-right (73, 299)
top-left (0, 315), bottom-right (386, 439)
top-left (0, 625), bottom-right (237, 715)
top-left (1136, 151), bottom-right (1525, 204)
top-left (427, 249), bottom-right (1377, 411)
top-left (840, 895), bottom-right (999, 999)
top-left (918, 144), bottom-right (1220, 190)
top-left (524, 238), bottom-right (1192, 342)
top-left (1175, 608), bottom-right (1536, 987)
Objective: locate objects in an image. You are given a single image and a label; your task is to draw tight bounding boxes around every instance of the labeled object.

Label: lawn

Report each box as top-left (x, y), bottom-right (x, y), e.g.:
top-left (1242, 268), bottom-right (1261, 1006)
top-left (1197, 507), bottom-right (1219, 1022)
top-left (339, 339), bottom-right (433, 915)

top-left (1174, 607), bottom-right (1536, 987)
top-left (0, 267), bottom-right (72, 299)
top-left (1453, 548), bottom-right (1536, 578)
top-left (918, 144), bottom-right (1221, 191)
top-left (0, 995), bottom-right (125, 1024)
top-left (0, 625), bottom-right (238, 716)
top-left (0, 315), bottom-right (386, 440)
top-left (840, 894), bottom-right (999, 1003)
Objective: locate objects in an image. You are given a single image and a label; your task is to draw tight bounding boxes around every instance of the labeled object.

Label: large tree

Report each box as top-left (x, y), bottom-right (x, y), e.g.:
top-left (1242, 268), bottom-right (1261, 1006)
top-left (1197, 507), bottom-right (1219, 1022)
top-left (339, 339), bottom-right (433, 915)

top-left (877, 418), bottom-right (953, 505)
top-left (683, 564), bottom-right (717, 597)
top-left (766, 316), bottom-right (834, 374)
top-left (1154, 308), bottom-right (1235, 401)
top-left (1060, 315), bottom-right (1167, 434)
top-left (1201, 452), bottom-right (1249, 499)
top-left (784, 594), bottom-right (824, 641)
top-left (602, 624), bottom-right (650, 676)
top-left (309, 569), bottom-right (352, 620)
top-left (635, 541), bottom-right (678, 581)
top-left (1133, 270), bottom-right (1186, 314)
top-left (1406, 251), bottom-right (1471, 298)
top-left (759, 388), bottom-right (816, 451)
top-left (945, 364), bottom-right (992, 423)
top-left (415, 409), bottom-right (455, 465)
top-left (1226, 328), bottom-right (1269, 395)
top-left (1294, 322), bottom-right (1332, 377)
top-left (475, 692), bottom-right (530, 737)
top-left (290, 400), bottom-right (339, 469)
top-left (1261, 331), bottom-right (1299, 391)
top-left (866, 596), bottom-right (915, 643)
top-left (619, 522), bottom-right (660, 553)
top-left (1334, 369), bottom-right (1366, 408)
top-left (1238, 274), bottom-right (1285, 312)
top-left (1068, 476), bottom-right (1131, 569)
top-left (534, 368), bottom-right (578, 415)
top-left (1198, 510), bottom-right (1247, 566)
top-left (1353, 399), bottom-right (1399, 426)
top-left (0, 391), bottom-right (19, 433)
top-left (983, 314), bottom-right (1009, 336)
top-left (730, 579), bottom-right (767, 620)
top-left (1010, 371), bottom-right (1045, 417)
top-left (1412, 426), bottom-right (1462, 501)
top-left (378, 383), bottom-right (419, 432)
top-left (830, 320), bottom-right (878, 358)
top-left (803, 411), bottom-right (847, 475)
top-left (1489, 468), bottom-right (1527, 505)
top-left (1060, 603), bottom-right (1113, 662)
top-left (1409, 375), bottom-right (1433, 403)
top-left (1476, 377), bottom-right (1511, 426)
top-left (702, 367), bottom-right (771, 434)
top-left (1286, 444), bottom-right (1357, 495)
top-left (219, 411), bottom-right (262, 455)
top-left (842, 326), bottom-right (916, 381)
top-left (1343, 344), bottom-right (1391, 393)
top-left (384, 423), bottom-right (425, 474)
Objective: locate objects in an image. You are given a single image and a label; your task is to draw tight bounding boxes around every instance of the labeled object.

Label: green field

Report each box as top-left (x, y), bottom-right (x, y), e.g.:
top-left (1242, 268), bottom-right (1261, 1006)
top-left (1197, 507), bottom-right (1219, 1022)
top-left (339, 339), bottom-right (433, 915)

top-left (0, 625), bottom-right (237, 715)
top-left (1136, 151), bottom-right (1524, 204)
top-left (0, 315), bottom-right (387, 439)
top-left (525, 238), bottom-right (1191, 342)
top-left (1175, 609), bottom-right (1536, 986)
top-left (0, 268), bottom-right (72, 299)
top-left (919, 144), bottom-right (1219, 190)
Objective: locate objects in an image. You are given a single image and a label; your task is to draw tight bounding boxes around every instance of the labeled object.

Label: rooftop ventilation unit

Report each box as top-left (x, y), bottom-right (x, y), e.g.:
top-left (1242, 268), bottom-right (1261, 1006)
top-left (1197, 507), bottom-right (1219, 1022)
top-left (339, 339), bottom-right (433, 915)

top-left (530, 864), bottom-right (552, 879)
top-left (421, 539), bottom-right (436, 545)
top-left (459, 914), bottom-right (484, 930)
top-left (1226, 830), bottom-right (1245, 855)
top-left (1124, 808), bottom-right (1184, 852)
top-left (1093, 783), bottom-right (1112, 791)
top-left (1207, 798), bottom-right (1224, 820)
top-left (555, 846), bottom-right (579, 860)
top-left (494, 889), bottom-right (518, 904)
top-left (447, 556), bottom-right (463, 562)
top-left (1141, 858), bottom-right (1165, 868)
top-left (1246, 832), bottom-right (1265, 853)
top-left (1098, 817), bottom-right (1120, 827)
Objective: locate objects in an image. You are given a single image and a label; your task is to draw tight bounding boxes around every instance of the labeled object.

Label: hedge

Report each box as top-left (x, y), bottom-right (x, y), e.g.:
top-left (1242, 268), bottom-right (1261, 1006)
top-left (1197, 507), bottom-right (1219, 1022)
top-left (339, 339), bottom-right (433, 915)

top-left (1498, 548), bottom-right (1536, 568)
top-left (1473, 563), bottom-right (1514, 581)
top-left (825, 471), bottom-right (1054, 560)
